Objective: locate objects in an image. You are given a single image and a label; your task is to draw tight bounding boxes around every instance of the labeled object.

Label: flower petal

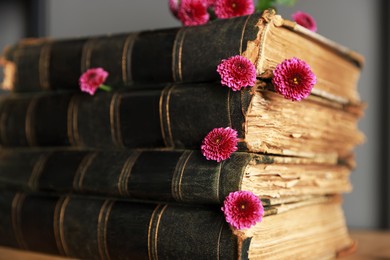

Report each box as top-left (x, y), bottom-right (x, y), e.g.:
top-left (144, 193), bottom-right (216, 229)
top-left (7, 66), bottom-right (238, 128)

top-left (79, 67), bottom-right (109, 95)
top-left (221, 191), bottom-right (264, 230)
top-left (217, 55), bottom-right (256, 91)
top-left (272, 57), bottom-right (316, 101)
top-left (201, 127), bottom-right (238, 162)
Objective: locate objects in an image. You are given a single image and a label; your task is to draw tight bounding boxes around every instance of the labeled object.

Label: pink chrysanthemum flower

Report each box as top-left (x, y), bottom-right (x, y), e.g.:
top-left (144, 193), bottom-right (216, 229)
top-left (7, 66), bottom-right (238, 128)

top-left (272, 57), bottom-right (316, 101)
top-left (169, 0), bottom-right (181, 18)
top-left (201, 127), bottom-right (238, 162)
top-left (207, 0), bottom-right (216, 7)
top-left (79, 67), bottom-right (109, 95)
top-left (292, 11), bottom-right (317, 32)
top-left (217, 55), bottom-right (256, 91)
top-left (177, 0), bottom-right (210, 26)
top-left (214, 0), bottom-right (254, 19)
top-left (221, 191), bottom-right (264, 230)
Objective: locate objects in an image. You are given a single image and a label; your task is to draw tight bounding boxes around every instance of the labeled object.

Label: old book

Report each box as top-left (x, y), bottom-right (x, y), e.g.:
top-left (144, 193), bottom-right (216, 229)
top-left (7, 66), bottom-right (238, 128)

top-left (0, 148), bottom-right (352, 205)
top-left (0, 83), bottom-right (364, 160)
top-left (1, 10), bottom-right (363, 104)
top-left (0, 190), bottom-right (354, 259)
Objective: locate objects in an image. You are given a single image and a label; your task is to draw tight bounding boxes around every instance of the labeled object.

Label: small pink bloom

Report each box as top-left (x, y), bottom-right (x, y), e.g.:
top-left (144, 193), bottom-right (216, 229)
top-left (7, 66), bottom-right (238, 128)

top-left (221, 191), bottom-right (264, 230)
top-left (214, 0), bottom-right (254, 19)
top-left (272, 57), bottom-right (316, 101)
top-left (217, 55), bottom-right (256, 91)
top-left (169, 0), bottom-right (181, 18)
top-left (79, 67), bottom-right (109, 95)
top-left (207, 0), bottom-right (216, 7)
top-left (177, 0), bottom-right (210, 26)
top-left (292, 11), bottom-right (317, 32)
top-left (201, 127), bottom-right (238, 162)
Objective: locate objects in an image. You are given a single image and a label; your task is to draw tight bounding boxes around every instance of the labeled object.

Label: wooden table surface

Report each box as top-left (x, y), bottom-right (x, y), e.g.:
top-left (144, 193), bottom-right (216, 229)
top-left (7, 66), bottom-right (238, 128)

top-left (343, 230), bottom-right (390, 259)
top-left (0, 230), bottom-right (388, 259)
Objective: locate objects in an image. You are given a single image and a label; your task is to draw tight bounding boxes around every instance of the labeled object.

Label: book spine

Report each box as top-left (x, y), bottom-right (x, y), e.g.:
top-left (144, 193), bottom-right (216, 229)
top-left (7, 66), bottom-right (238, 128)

top-left (0, 83), bottom-right (252, 150)
top-left (0, 149), bottom-right (261, 204)
top-left (3, 13), bottom-right (262, 92)
top-left (0, 93), bottom-right (72, 147)
top-left (0, 190), bottom-right (247, 259)
top-left (0, 83), bottom-right (364, 158)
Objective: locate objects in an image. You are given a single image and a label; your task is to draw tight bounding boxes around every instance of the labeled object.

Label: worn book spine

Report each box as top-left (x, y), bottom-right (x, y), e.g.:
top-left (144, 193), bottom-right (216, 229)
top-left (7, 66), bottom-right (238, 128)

top-left (0, 190), bottom-right (250, 259)
top-left (1, 12), bottom-right (261, 92)
top-left (0, 83), bottom-right (364, 158)
top-left (0, 149), bottom-right (255, 204)
top-left (0, 83), bottom-right (248, 148)
top-left (1, 10), bottom-right (363, 103)
top-left (0, 92), bottom-right (72, 147)
top-left (0, 148), bottom-right (352, 206)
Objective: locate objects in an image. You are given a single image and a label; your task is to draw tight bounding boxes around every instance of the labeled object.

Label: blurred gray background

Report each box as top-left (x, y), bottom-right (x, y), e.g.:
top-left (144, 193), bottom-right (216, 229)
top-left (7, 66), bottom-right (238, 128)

top-left (0, 0), bottom-right (387, 229)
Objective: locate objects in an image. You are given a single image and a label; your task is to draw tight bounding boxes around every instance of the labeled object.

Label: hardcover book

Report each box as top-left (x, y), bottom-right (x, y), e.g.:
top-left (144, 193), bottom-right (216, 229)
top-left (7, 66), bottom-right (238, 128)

top-left (0, 148), bottom-right (352, 205)
top-left (1, 10), bottom-right (363, 105)
top-left (0, 190), bottom-right (353, 259)
top-left (0, 83), bottom-right (364, 160)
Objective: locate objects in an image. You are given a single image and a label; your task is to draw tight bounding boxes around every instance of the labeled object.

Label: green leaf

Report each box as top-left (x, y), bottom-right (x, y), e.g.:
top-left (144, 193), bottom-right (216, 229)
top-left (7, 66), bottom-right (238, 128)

top-left (275, 0), bottom-right (298, 6)
top-left (255, 0), bottom-right (276, 11)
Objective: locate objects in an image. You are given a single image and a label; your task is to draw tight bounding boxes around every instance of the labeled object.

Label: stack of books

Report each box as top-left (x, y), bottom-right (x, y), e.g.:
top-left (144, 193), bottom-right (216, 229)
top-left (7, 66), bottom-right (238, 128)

top-left (0, 10), bottom-right (364, 259)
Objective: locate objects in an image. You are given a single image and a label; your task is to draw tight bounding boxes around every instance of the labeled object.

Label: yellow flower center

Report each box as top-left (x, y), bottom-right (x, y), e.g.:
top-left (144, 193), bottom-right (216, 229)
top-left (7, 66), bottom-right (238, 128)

top-left (232, 3), bottom-right (236, 8)
top-left (241, 204), bottom-right (246, 209)
top-left (293, 77), bottom-right (299, 85)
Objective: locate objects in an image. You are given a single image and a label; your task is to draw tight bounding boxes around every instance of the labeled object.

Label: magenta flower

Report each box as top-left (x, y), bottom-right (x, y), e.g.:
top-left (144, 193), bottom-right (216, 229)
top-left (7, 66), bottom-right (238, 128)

top-left (214, 0), bottom-right (254, 19)
top-left (177, 0), bottom-right (210, 26)
top-left (201, 127), bottom-right (238, 162)
top-left (221, 191), bottom-right (264, 230)
top-left (207, 0), bottom-right (216, 7)
top-left (79, 67), bottom-right (110, 95)
top-left (292, 11), bottom-right (317, 32)
top-left (272, 57), bottom-right (316, 101)
top-left (169, 0), bottom-right (180, 18)
top-left (217, 55), bottom-right (256, 91)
